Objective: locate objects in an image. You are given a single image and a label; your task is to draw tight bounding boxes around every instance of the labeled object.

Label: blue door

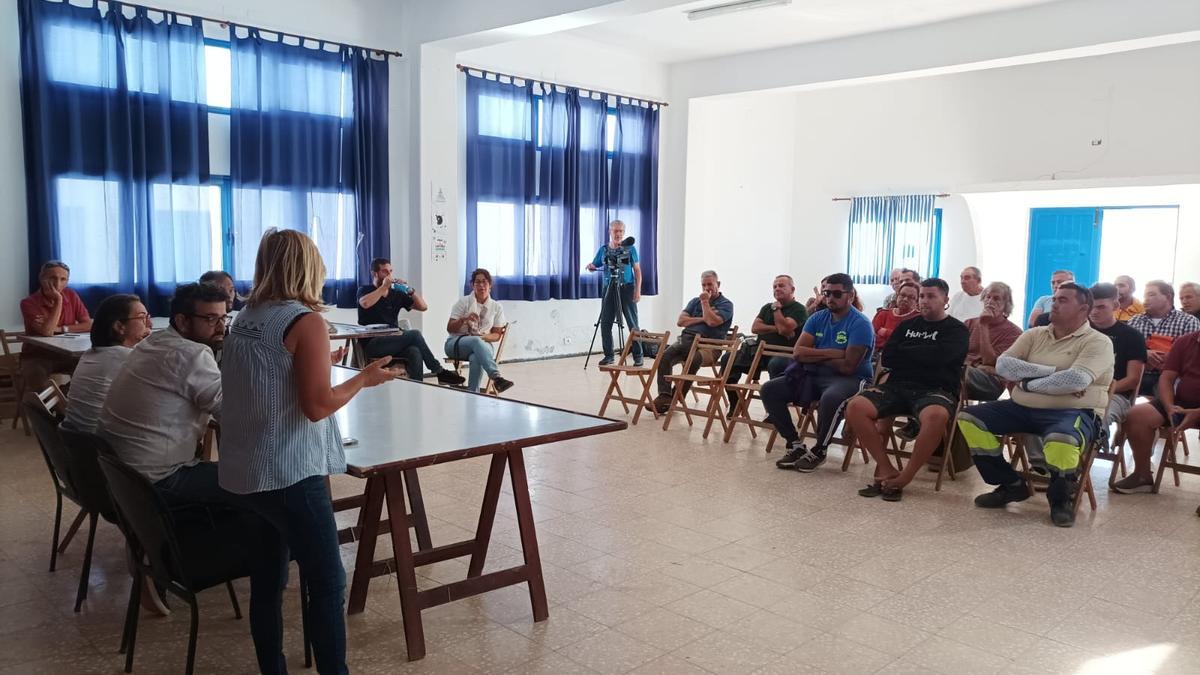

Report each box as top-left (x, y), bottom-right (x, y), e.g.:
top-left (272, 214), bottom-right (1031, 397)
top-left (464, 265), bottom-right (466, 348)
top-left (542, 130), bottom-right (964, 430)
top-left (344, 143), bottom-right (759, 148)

top-left (1024, 207), bottom-right (1102, 322)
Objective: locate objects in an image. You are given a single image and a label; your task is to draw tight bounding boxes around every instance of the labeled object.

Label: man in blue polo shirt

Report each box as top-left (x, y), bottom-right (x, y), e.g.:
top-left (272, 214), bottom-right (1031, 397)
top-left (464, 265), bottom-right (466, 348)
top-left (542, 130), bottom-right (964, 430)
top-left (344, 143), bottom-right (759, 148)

top-left (763, 273), bottom-right (875, 472)
top-left (654, 270), bottom-right (734, 413)
top-left (586, 219), bottom-right (643, 366)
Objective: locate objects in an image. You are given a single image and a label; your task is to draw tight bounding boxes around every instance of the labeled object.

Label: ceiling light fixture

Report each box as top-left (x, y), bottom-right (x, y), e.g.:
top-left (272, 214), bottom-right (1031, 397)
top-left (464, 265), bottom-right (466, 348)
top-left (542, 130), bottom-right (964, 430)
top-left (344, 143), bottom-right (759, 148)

top-left (685, 0), bottom-right (792, 22)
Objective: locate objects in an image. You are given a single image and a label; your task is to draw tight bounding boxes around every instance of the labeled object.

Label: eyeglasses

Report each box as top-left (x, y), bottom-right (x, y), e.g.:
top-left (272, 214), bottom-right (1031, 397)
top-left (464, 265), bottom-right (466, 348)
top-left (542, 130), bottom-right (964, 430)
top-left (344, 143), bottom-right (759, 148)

top-left (821, 290), bottom-right (847, 299)
top-left (121, 312), bottom-right (151, 323)
top-left (189, 313), bottom-right (230, 327)
top-left (472, 279), bottom-right (489, 286)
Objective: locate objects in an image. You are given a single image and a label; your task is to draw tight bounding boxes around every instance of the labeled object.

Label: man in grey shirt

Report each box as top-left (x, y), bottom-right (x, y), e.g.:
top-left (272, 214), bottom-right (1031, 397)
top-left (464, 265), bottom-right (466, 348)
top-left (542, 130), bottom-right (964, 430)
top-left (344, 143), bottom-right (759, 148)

top-left (100, 283), bottom-right (229, 506)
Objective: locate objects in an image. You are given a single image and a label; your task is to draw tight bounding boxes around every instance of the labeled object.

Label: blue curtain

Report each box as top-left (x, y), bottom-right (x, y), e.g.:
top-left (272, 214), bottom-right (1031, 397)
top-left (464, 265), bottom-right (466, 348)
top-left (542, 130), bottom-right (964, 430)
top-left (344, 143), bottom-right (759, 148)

top-left (18, 0), bottom-right (210, 314)
top-left (610, 100), bottom-right (660, 296)
top-left (847, 195), bottom-right (937, 285)
top-left (464, 71), bottom-right (660, 301)
top-left (230, 30), bottom-right (388, 307)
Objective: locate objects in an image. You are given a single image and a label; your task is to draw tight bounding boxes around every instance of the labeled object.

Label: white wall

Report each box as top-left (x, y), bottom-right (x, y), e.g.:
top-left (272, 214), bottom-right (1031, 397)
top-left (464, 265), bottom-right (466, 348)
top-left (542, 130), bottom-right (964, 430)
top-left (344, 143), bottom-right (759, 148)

top-left (416, 33), bottom-right (670, 362)
top-left (682, 92), bottom-right (798, 332)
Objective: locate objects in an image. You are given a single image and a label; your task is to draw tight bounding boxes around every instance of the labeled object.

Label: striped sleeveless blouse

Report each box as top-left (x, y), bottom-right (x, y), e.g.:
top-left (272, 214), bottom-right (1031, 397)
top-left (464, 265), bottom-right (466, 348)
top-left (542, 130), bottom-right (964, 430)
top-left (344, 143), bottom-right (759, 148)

top-left (218, 300), bottom-right (345, 494)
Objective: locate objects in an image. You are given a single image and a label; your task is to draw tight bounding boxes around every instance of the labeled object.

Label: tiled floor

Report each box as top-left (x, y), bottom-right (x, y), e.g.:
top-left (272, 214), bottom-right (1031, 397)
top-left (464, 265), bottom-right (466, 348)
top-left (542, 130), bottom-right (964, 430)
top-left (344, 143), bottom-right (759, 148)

top-left (3, 355), bottom-right (1200, 674)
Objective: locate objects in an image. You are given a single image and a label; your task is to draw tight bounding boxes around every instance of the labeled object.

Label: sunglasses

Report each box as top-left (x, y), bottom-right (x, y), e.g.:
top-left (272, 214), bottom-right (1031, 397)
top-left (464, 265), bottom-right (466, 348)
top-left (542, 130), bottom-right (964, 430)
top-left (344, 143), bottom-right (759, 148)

top-left (821, 290), bottom-right (847, 299)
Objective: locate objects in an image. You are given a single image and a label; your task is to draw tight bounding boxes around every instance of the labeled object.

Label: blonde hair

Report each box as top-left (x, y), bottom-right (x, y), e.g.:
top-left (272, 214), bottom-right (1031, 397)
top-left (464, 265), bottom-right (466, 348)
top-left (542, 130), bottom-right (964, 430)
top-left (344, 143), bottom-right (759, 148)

top-left (246, 229), bottom-right (327, 311)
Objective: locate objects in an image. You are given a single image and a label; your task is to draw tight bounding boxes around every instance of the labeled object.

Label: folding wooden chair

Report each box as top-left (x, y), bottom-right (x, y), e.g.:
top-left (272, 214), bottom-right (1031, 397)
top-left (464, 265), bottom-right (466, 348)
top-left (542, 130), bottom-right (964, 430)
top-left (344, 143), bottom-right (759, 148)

top-left (445, 324), bottom-right (510, 396)
top-left (722, 341), bottom-right (793, 449)
top-left (1153, 425), bottom-right (1196, 493)
top-left (692, 326), bottom-right (739, 403)
top-left (661, 335), bottom-right (740, 439)
top-left (0, 330), bottom-right (25, 430)
top-left (1005, 424), bottom-right (1103, 514)
top-left (597, 329), bottom-right (671, 424)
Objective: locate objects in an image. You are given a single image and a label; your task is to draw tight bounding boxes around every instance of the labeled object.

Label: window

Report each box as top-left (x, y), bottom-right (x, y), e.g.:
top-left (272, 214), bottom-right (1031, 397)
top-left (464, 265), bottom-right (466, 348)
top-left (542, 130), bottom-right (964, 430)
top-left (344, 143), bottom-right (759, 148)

top-left (55, 177), bottom-right (121, 284)
top-left (203, 42), bottom-right (231, 108)
top-left (848, 207), bottom-right (942, 284)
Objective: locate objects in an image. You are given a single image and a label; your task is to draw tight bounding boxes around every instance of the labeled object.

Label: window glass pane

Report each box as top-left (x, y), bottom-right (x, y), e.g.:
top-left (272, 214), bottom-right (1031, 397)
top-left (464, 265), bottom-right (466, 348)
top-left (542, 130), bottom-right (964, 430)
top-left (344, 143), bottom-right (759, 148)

top-left (149, 183), bottom-right (223, 282)
top-left (605, 112), bottom-right (616, 154)
top-left (307, 190), bottom-right (357, 281)
top-left (579, 206), bottom-right (600, 271)
top-left (476, 202), bottom-right (516, 276)
top-left (478, 95), bottom-right (530, 141)
top-left (204, 43), bottom-right (231, 108)
top-left (55, 177), bottom-right (121, 284)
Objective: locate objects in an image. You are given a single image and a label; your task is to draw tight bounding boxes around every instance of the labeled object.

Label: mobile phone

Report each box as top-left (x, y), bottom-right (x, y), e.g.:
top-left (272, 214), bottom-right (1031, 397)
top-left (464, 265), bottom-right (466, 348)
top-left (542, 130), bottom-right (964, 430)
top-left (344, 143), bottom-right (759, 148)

top-left (342, 437), bottom-right (359, 447)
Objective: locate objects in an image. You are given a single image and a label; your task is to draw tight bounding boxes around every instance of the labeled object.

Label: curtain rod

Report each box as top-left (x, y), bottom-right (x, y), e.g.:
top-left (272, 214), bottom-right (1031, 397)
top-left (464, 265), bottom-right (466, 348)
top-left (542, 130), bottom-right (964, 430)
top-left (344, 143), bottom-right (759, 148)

top-left (832, 193), bottom-right (950, 202)
top-left (456, 63), bottom-right (668, 108)
top-left (88, 0), bottom-right (402, 57)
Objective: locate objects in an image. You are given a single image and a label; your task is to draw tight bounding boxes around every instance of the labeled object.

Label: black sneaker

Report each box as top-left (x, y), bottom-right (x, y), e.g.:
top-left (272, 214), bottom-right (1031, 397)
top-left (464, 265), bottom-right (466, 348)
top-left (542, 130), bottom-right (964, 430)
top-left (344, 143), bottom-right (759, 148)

top-left (1050, 502), bottom-right (1075, 528)
top-left (436, 369), bottom-right (466, 386)
top-left (632, 356), bottom-right (645, 367)
top-left (896, 419), bottom-right (921, 442)
top-left (492, 376), bottom-right (515, 394)
top-left (598, 356), bottom-right (616, 366)
top-left (654, 395), bottom-right (673, 415)
top-left (973, 481), bottom-right (1031, 508)
top-left (794, 447), bottom-right (828, 473)
top-left (775, 442), bottom-right (808, 469)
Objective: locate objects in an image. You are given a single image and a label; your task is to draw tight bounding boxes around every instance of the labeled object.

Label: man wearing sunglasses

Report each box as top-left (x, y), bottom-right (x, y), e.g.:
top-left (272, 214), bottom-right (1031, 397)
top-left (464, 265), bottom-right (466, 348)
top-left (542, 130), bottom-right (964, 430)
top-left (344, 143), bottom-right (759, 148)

top-left (764, 273), bottom-right (875, 472)
top-left (100, 282), bottom-right (230, 505)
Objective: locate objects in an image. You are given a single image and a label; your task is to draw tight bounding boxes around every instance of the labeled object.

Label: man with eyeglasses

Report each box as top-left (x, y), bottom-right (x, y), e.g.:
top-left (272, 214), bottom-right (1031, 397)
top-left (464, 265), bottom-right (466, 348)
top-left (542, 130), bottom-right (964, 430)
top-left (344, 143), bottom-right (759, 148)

top-left (100, 282), bottom-right (230, 504)
top-left (763, 273), bottom-right (875, 472)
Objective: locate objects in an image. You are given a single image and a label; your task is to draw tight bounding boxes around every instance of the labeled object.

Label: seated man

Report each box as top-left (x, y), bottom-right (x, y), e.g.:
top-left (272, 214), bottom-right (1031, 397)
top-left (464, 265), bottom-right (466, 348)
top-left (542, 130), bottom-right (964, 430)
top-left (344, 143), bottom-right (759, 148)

top-left (763, 273), bottom-right (874, 473)
top-left (1027, 269), bottom-right (1074, 328)
top-left (1113, 275), bottom-right (1145, 322)
top-left (948, 266), bottom-right (985, 321)
top-left (1113, 330), bottom-right (1199, 494)
top-left (199, 269), bottom-right (240, 313)
top-left (958, 283), bottom-right (1114, 527)
top-left (20, 260), bottom-right (94, 388)
top-left (882, 268), bottom-right (920, 310)
top-left (62, 294), bottom-right (153, 433)
top-left (1180, 281), bottom-right (1200, 321)
top-left (963, 282), bottom-right (1023, 401)
top-left (654, 270), bottom-right (734, 413)
top-left (358, 257), bottom-right (464, 385)
top-left (1128, 280), bottom-right (1200, 396)
top-left (722, 274), bottom-right (807, 412)
top-left (846, 279), bottom-right (969, 499)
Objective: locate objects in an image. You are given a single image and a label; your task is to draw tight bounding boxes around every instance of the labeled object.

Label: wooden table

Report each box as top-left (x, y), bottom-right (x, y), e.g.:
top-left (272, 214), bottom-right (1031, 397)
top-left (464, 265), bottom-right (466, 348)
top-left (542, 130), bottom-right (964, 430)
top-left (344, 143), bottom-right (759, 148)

top-left (328, 323), bottom-right (400, 368)
top-left (17, 317), bottom-right (171, 358)
top-left (331, 366), bottom-right (626, 660)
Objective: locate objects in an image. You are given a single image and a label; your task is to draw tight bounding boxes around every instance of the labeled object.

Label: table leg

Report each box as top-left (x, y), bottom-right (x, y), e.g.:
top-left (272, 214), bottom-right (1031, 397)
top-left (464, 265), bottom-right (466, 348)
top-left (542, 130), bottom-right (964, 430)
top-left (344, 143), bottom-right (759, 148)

top-left (404, 469), bottom-right (433, 550)
top-left (467, 453), bottom-right (508, 578)
top-left (383, 470), bottom-right (425, 660)
top-left (507, 448), bottom-right (548, 622)
top-left (346, 477), bottom-right (384, 615)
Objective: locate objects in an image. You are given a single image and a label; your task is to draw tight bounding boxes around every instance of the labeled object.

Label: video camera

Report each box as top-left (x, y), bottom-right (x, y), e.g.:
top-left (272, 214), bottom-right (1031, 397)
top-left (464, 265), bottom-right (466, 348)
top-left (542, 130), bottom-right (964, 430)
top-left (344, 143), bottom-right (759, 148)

top-left (602, 236), bottom-right (636, 279)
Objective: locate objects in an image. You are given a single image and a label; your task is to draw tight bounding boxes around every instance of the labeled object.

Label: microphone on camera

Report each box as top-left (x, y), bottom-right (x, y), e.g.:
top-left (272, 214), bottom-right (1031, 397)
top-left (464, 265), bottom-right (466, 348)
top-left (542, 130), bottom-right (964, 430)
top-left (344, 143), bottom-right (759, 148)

top-left (620, 236), bottom-right (635, 247)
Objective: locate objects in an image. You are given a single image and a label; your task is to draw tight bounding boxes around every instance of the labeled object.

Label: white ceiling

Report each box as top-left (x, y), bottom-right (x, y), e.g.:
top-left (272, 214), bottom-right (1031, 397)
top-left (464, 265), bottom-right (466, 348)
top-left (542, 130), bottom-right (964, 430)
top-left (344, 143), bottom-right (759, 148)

top-left (565, 0), bottom-right (1063, 63)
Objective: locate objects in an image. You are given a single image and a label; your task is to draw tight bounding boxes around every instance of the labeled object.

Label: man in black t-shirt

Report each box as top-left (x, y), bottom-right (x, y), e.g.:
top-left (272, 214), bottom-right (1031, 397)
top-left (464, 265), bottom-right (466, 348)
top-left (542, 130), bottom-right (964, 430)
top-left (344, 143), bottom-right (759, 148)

top-left (1087, 284), bottom-right (1148, 492)
top-left (722, 275), bottom-right (808, 411)
top-left (844, 278), bottom-right (970, 500)
top-left (357, 257), bottom-right (464, 385)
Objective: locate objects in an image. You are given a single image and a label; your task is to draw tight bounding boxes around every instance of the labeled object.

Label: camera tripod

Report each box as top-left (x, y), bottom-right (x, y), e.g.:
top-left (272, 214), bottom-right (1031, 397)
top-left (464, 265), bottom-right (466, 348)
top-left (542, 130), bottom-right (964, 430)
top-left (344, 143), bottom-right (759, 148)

top-left (584, 264), bottom-right (630, 370)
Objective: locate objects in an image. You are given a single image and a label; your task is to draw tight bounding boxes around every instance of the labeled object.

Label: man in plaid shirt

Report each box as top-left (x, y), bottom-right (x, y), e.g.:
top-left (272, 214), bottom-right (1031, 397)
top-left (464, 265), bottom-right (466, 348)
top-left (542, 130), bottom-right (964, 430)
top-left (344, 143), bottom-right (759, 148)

top-left (1128, 280), bottom-right (1200, 396)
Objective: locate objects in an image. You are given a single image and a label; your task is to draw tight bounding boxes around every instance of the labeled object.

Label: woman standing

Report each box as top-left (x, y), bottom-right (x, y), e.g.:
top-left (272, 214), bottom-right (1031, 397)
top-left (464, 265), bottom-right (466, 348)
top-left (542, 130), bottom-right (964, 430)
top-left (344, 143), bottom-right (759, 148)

top-left (219, 230), bottom-right (398, 673)
top-left (445, 268), bottom-right (514, 393)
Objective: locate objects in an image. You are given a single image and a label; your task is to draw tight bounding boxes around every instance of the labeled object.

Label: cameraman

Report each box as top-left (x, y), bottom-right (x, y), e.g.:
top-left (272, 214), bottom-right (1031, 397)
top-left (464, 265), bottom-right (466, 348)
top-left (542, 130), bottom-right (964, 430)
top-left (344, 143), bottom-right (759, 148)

top-left (586, 220), bottom-right (643, 366)
top-left (357, 257), bottom-right (465, 385)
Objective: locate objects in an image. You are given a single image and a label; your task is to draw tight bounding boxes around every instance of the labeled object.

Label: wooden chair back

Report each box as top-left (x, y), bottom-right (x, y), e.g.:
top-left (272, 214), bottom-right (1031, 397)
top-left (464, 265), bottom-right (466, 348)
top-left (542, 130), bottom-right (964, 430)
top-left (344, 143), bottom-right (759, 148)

top-left (662, 334), bottom-right (741, 439)
top-left (722, 341), bottom-right (795, 448)
top-left (597, 329), bottom-right (671, 424)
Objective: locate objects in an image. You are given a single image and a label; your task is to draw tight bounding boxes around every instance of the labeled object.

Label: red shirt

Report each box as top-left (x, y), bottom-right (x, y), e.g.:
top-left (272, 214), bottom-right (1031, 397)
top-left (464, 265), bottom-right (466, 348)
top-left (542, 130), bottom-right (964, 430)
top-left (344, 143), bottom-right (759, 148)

top-left (20, 288), bottom-right (90, 334)
top-left (872, 308), bottom-right (917, 351)
top-left (965, 316), bottom-right (1023, 367)
top-left (1164, 331), bottom-right (1200, 407)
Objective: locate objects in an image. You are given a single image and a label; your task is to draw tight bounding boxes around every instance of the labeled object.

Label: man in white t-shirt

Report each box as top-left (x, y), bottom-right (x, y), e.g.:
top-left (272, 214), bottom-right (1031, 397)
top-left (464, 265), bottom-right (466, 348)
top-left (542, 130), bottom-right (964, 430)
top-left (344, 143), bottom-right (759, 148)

top-left (948, 266), bottom-right (984, 321)
top-left (444, 268), bottom-right (514, 393)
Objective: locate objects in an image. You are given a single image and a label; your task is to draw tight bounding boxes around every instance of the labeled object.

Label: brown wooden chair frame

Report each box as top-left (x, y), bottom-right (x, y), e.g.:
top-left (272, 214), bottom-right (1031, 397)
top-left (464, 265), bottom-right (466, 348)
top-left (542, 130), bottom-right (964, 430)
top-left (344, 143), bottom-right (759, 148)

top-left (661, 334), bottom-right (741, 439)
top-left (597, 329), bottom-right (671, 424)
top-left (722, 341), bottom-right (794, 449)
